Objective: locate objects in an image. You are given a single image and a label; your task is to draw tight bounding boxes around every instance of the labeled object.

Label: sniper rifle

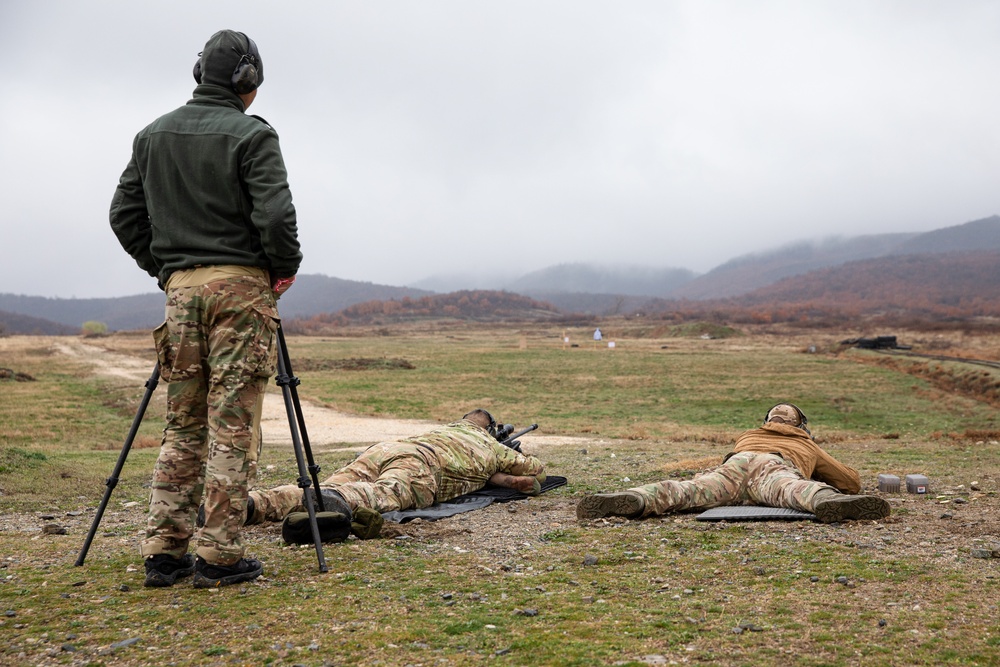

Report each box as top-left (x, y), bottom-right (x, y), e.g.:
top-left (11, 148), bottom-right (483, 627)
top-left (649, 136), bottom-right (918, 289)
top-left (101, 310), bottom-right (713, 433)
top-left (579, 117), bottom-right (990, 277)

top-left (497, 423), bottom-right (538, 453)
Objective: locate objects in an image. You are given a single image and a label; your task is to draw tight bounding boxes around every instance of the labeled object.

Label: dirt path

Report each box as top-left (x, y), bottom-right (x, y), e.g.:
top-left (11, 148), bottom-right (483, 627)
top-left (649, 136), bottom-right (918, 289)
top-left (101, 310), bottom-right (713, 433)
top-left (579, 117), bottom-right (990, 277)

top-left (45, 337), bottom-right (593, 453)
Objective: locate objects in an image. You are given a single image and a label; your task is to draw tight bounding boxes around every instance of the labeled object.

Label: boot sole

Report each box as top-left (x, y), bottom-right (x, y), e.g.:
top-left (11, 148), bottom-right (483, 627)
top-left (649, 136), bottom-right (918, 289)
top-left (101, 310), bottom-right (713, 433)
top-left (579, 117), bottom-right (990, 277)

top-left (577, 493), bottom-right (643, 520)
top-left (192, 562), bottom-right (263, 588)
top-left (814, 496), bottom-right (891, 523)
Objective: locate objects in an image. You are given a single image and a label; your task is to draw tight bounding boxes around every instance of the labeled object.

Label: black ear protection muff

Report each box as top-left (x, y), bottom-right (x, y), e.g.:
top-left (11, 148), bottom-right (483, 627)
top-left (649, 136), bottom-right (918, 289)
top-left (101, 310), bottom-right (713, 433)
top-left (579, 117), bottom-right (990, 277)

top-left (192, 33), bottom-right (262, 94)
top-left (764, 403), bottom-right (810, 435)
top-left (463, 409), bottom-right (497, 436)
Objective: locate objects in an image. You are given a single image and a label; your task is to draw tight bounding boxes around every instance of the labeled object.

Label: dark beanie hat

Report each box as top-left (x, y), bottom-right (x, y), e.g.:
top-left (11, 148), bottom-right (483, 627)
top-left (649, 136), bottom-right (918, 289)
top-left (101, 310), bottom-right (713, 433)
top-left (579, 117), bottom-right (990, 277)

top-left (196, 29), bottom-right (264, 92)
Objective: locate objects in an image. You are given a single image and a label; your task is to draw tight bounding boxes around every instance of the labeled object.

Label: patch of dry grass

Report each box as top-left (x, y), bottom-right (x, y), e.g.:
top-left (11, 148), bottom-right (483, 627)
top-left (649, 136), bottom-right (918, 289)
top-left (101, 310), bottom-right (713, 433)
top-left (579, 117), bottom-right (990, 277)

top-left (1, 328), bottom-right (999, 666)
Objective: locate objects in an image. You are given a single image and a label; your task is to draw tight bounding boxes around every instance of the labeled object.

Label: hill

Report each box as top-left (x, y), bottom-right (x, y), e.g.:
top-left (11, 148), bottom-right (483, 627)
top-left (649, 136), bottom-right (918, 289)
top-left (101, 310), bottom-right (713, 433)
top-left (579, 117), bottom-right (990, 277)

top-left (741, 250), bottom-right (1000, 317)
top-left (0, 309), bottom-right (77, 335)
top-left (506, 263), bottom-right (696, 298)
top-left (889, 215), bottom-right (1000, 256)
top-left (641, 250), bottom-right (1000, 326)
top-left (670, 232), bottom-right (914, 300)
top-left (0, 293), bottom-right (164, 332)
top-left (274, 274), bottom-right (431, 319)
top-left (0, 274), bottom-right (432, 332)
top-left (288, 290), bottom-right (562, 331)
top-left (669, 215), bottom-right (1000, 300)
top-left (5, 215), bottom-right (1000, 328)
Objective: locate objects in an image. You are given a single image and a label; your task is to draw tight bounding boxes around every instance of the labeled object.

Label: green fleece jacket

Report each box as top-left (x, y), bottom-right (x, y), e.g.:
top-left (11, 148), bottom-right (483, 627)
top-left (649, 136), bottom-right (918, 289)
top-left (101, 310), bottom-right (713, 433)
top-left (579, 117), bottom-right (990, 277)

top-left (110, 84), bottom-right (301, 288)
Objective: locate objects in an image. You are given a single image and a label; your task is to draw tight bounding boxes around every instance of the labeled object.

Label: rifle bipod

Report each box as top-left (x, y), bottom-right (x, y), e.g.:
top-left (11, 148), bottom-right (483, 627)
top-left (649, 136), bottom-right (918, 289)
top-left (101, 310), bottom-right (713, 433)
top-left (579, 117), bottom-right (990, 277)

top-left (75, 324), bottom-right (329, 573)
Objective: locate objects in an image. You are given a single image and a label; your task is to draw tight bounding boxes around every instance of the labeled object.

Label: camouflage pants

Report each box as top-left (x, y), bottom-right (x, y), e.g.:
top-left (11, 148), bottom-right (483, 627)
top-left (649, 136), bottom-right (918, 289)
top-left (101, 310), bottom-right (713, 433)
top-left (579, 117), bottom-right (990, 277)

top-left (140, 275), bottom-right (278, 564)
top-left (251, 442), bottom-right (440, 520)
top-left (631, 452), bottom-right (835, 518)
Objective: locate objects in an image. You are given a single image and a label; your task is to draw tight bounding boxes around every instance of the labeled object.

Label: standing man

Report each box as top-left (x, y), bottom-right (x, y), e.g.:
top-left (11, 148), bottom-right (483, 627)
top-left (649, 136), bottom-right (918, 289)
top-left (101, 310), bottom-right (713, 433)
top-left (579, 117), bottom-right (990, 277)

top-left (577, 403), bottom-right (890, 523)
top-left (110, 29), bottom-right (301, 588)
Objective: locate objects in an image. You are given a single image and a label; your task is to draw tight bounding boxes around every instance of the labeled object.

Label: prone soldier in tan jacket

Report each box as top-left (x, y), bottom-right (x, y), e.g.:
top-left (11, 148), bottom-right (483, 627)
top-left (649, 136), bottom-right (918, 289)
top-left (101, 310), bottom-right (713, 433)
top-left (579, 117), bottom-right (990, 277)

top-left (577, 403), bottom-right (890, 524)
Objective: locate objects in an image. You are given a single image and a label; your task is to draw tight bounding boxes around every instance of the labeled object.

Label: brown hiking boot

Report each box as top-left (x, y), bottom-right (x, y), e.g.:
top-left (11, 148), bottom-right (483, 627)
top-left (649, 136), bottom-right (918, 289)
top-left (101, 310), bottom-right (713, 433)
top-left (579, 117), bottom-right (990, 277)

top-left (576, 492), bottom-right (645, 520)
top-left (813, 491), bottom-right (890, 523)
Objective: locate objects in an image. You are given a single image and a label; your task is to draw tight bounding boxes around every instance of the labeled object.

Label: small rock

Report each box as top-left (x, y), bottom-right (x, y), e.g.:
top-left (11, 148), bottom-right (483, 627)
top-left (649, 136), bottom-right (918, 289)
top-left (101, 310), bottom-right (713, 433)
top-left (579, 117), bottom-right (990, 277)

top-left (61, 644), bottom-right (77, 652)
top-left (940, 512), bottom-right (954, 520)
top-left (836, 576), bottom-right (849, 585)
top-left (119, 584), bottom-right (130, 592)
top-left (878, 619), bottom-right (887, 627)
top-left (495, 648), bottom-right (511, 656)
top-left (4, 610), bottom-right (15, 617)
top-left (110, 637), bottom-right (141, 650)
top-left (514, 608), bottom-right (538, 617)
top-left (42, 524), bottom-right (67, 535)
top-left (40, 515), bottom-right (55, 520)
top-left (583, 554), bottom-right (598, 566)
top-left (441, 593), bottom-right (453, 600)
top-left (970, 549), bottom-right (997, 559)
top-left (737, 621), bottom-right (764, 632)
top-left (809, 576), bottom-right (819, 583)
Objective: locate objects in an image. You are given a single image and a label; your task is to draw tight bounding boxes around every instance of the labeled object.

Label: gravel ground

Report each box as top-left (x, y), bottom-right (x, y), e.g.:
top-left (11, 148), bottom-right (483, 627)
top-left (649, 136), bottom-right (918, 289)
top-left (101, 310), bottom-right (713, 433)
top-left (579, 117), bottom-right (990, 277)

top-left (6, 336), bottom-right (998, 574)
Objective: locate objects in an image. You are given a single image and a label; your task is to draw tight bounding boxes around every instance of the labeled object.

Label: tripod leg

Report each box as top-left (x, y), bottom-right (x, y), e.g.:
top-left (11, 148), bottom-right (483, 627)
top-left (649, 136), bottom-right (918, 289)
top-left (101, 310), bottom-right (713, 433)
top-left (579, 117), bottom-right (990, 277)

top-left (76, 364), bottom-right (160, 566)
top-left (274, 330), bottom-right (329, 573)
top-left (275, 325), bottom-right (325, 510)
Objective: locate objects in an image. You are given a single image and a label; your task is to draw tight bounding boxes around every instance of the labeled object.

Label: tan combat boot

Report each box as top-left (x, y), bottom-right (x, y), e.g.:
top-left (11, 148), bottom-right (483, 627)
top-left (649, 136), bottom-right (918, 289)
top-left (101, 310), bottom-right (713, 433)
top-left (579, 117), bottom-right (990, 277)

top-left (576, 491), bottom-right (645, 520)
top-left (812, 489), bottom-right (890, 523)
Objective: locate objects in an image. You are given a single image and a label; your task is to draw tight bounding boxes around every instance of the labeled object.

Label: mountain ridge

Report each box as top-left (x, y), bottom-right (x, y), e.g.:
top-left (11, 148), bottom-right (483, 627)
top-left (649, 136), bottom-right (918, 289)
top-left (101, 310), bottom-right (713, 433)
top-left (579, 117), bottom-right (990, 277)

top-left (2, 214), bottom-right (997, 332)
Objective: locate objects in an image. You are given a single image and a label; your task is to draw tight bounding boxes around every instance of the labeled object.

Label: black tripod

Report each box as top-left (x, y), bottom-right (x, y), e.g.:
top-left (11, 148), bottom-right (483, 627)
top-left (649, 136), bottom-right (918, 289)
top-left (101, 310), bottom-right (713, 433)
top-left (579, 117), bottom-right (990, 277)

top-left (76, 325), bottom-right (329, 573)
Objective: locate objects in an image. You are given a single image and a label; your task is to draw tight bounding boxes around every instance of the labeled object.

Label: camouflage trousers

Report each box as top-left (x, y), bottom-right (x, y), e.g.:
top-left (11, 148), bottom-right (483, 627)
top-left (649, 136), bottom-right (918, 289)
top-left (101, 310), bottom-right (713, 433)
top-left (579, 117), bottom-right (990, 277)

top-left (140, 274), bottom-right (278, 565)
top-left (251, 442), bottom-right (440, 521)
top-left (631, 452), bottom-right (836, 518)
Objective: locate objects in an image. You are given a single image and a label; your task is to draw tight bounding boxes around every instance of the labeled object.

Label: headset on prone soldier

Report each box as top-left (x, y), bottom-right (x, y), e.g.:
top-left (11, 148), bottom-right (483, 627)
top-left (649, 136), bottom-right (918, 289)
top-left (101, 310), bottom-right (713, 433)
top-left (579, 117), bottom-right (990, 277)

top-left (764, 402), bottom-right (811, 436)
top-left (463, 409), bottom-right (519, 446)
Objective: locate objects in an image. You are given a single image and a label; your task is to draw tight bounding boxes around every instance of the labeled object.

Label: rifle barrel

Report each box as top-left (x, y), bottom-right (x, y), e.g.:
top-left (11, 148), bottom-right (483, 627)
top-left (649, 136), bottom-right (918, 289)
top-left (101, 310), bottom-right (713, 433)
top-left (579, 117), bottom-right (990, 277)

top-left (501, 423), bottom-right (538, 445)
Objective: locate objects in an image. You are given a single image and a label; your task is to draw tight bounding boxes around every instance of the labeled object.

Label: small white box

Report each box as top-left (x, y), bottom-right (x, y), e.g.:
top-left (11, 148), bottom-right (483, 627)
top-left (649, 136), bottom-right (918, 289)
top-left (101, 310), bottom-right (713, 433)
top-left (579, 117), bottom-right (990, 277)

top-left (905, 474), bottom-right (929, 494)
top-left (877, 474), bottom-right (900, 493)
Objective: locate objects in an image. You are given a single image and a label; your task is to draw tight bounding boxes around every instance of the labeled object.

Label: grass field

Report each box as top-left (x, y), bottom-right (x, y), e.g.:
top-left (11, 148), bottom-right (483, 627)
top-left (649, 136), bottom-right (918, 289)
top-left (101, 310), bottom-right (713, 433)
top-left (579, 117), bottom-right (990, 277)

top-left (0, 323), bottom-right (998, 666)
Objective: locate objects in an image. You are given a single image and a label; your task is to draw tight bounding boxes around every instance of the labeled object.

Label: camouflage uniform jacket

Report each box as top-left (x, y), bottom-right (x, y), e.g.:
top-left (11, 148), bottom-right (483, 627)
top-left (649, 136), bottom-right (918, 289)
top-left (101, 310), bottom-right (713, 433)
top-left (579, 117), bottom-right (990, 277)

top-left (110, 85), bottom-right (301, 288)
top-left (730, 422), bottom-right (861, 494)
top-left (407, 420), bottom-right (546, 502)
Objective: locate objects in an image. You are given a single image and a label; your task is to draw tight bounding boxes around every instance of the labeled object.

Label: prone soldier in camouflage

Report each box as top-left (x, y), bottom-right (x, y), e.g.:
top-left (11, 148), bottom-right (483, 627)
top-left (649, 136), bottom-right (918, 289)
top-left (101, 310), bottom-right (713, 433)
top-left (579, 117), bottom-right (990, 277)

top-left (110, 30), bottom-right (301, 588)
top-left (248, 410), bottom-right (546, 532)
top-left (577, 403), bottom-right (890, 523)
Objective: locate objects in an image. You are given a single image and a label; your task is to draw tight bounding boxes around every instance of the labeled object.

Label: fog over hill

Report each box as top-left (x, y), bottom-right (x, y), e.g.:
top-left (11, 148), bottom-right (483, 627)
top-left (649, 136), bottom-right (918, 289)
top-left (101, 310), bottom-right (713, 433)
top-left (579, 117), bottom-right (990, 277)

top-left (669, 232), bottom-right (917, 300)
top-left (2, 215), bottom-right (998, 331)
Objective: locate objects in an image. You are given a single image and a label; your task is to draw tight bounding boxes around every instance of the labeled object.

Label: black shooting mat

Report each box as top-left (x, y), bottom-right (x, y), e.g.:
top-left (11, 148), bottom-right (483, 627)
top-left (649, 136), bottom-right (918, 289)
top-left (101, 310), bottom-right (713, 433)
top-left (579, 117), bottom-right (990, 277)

top-left (695, 505), bottom-right (816, 522)
top-left (381, 475), bottom-right (567, 524)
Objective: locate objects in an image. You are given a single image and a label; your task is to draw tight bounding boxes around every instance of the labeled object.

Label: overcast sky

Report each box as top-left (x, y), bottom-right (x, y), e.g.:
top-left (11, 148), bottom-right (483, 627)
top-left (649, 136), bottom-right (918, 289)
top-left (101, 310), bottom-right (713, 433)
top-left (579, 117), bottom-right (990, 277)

top-left (2, 1), bottom-right (998, 298)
